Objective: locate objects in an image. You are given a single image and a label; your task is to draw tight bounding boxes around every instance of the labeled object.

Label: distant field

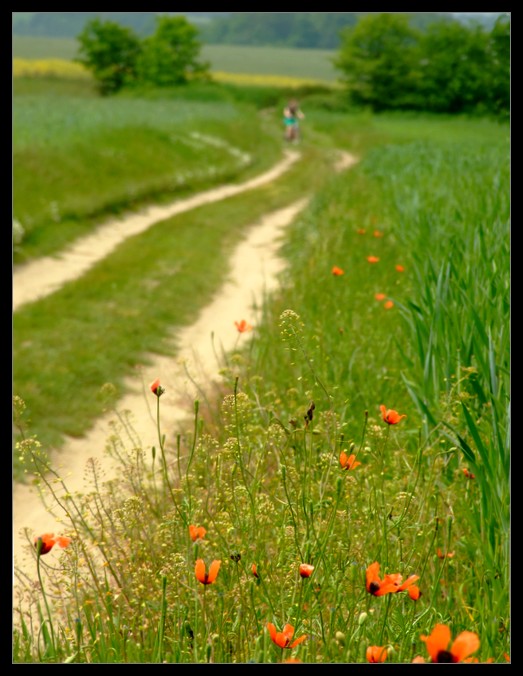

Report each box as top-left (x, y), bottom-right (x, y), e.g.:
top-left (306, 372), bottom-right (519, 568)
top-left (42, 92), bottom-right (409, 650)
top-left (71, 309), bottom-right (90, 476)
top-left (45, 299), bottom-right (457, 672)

top-left (12, 36), bottom-right (339, 83)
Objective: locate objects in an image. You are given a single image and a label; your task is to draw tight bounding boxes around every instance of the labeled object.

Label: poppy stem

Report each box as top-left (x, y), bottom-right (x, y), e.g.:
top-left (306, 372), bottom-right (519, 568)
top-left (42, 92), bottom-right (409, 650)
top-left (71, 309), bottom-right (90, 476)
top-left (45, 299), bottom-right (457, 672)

top-left (35, 541), bottom-right (56, 656)
top-left (155, 393), bottom-right (184, 522)
top-left (378, 592), bottom-right (392, 646)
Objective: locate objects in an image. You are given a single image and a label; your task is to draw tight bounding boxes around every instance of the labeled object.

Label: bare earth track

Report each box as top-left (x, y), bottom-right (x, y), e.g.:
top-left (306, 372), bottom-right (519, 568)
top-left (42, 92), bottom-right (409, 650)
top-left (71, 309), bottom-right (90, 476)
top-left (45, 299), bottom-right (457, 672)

top-left (13, 149), bottom-right (358, 587)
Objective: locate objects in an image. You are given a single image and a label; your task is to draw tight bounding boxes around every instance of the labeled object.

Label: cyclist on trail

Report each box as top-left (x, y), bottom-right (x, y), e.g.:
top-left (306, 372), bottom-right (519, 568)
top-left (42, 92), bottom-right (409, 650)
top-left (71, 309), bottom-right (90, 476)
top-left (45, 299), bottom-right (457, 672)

top-left (283, 99), bottom-right (304, 143)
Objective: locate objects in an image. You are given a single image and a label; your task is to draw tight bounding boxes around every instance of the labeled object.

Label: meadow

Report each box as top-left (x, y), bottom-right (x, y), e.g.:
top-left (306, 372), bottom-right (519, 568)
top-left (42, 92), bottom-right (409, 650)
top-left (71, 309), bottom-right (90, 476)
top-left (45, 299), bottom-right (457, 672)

top-left (13, 69), bottom-right (510, 663)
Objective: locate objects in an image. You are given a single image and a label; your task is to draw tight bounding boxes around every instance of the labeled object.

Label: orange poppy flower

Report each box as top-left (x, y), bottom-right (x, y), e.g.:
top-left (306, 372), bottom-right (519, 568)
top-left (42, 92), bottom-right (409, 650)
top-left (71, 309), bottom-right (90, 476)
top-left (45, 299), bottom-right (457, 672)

top-left (251, 563), bottom-right (259, 578)
top-left (283, 658), bottom-right (302, 663)
top-left (365, 562), bottom-right (402, 597)
top-left (408, 585), bottom-right (421, 601)
top-left (436, 548), bottom-right (455, 559)
top-left (396, 574), bottom-right (420, 592)
top-left (339, 451), bottom-right (361, 471)
top-left (195, 558), bottom-right (221, 585)
top-left (462, 468), bottom-right (475, 479)
top-left (373, 230), bottom-right (384, 238)
top-left (395, 264), bottom-right (405, 272)
top-left (380, 405), bottom-right (407, 425)
top-left (267, 623), bottom-right (307, 649)
top-left (189, 525), bottom-right (206, 542)
top-left (357, 228), bottom-right (366, 235)
top-left (299, 563), bottom-right (314, 578)
top-left (375, 293), bottom-right (386, 301)
top-left (34, 533), bottom-right (71, 555)
top-left (421, 624), bottom-right (480, 663)
top-left (150, 378), bottom-right (164, 396)
top-left (331, 265), bottom-right (344, 276)
top-left (367, 256), bottom-right (380, 263)
top-left (235, 319), bottom-right (252, 333)
top-left (367, 646), bottom-right (388, 663)
top-left (383, 300), bottom-right (394, 310)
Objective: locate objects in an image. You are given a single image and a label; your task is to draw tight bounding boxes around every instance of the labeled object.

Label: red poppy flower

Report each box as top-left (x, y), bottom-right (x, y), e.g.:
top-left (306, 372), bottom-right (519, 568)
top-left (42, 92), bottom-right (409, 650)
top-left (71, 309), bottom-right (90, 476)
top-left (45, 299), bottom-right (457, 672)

top-left (367, 646), bottom-right (388, 663)
top-left (331, 266), bottom-right (344, 276)
top-left (234, 320), bottom-right (252, 333)
top-left (339, 451), bottom-right (361, 471)
top-left (380, 405), bottom-right (407, 425)
top-left (189, 525), bottom-right (206, 542)
top-left (34, 533), bottom-right (71, 555)
top-left (373, 230), bottom-right (384, 238)
top-left (375, 293), bottom-right (386, 301)
top-left (365, 562), bottom-right (402, 596)
top-left (421, 624), bottom-right (480, 663)
top-left (395, 264), bottom-right (405, 272)
top-left (462, 468), bottom-right (475, 479)
top-left (150, 378), bottom-right (164, 396)
top-left (357, 228), bottom-right (366, 235)
top-left (299, 563), bottom-right (314, 578)
top-left (383, 300), bottom-right (394, 310)
top-left (367, 256), bottom-right (380, 263)
top-left (195, 558), bottom-right (221, 585)
top-left (267, 623), bottom-right (307, 649)
top-left (251, 563), bottom-right (259, 578)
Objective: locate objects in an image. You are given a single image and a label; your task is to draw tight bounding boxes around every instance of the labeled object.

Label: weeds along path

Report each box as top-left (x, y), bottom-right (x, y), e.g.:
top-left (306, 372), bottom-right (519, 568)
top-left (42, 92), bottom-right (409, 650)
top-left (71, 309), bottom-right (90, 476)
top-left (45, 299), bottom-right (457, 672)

top-left (13, 149), bottom-right (301, 311)
top-left (13, 149), bottom-right (359, 588)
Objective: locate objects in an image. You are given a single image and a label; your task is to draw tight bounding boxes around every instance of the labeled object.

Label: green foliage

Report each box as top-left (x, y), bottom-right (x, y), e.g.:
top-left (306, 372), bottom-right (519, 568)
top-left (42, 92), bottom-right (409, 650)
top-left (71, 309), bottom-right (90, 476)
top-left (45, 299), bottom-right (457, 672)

top-left (76, 18), bottom-right (141, 95)
top-left (334, 12), bottom-right (510, 116)
top-left (75, 15), bottom-right (210, 93)
top-left (136, 16), bottom-right (210, 87)
top-left (418, 22), bottom-right (492, 113)
top-left (334, 14), bottom-right (421, 111)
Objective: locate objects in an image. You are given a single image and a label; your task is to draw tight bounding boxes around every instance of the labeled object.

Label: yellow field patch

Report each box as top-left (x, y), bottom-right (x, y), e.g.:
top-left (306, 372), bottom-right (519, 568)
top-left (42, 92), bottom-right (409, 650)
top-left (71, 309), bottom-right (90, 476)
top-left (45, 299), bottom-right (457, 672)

top-left (210, 70), bottom-right (333, 88)
top-left (13, 58), bottom-right (91, 79)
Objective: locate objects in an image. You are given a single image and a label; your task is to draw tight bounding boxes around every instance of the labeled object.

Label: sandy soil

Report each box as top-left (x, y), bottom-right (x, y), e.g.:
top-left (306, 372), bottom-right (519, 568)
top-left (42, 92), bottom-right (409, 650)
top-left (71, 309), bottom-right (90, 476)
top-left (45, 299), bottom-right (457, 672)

top-left (12, 149), bottom-right (358, 589)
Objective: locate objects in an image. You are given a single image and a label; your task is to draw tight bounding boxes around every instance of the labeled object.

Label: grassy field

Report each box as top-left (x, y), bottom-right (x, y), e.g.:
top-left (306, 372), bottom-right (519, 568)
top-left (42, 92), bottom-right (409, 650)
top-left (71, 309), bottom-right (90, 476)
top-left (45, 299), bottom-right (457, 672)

top-left (13, 75), bottom-right (510, 664)
top-left (12, 36), bottom-right (339, 83)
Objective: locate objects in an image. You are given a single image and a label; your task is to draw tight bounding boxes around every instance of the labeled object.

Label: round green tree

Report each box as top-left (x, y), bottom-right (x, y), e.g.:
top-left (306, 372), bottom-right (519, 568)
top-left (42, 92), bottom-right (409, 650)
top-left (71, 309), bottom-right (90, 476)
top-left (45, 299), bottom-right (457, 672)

top-left (76, 18), bottom-right (142, 95)
top-left (136, 15), bottom-right (210, 87)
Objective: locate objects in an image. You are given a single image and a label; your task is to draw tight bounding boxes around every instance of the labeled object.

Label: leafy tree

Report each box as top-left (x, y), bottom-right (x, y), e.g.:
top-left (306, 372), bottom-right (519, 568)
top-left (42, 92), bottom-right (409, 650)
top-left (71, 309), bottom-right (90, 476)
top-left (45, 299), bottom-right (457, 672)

top-left (333, 13), bottom-right (421, 111)
top-left (485, 14), bottom-right (510, 116)
top-left (76, 18), bottom-right (142, 95)
top-left (417, 21), bottom-right (492, 113)
top-left (135, 15), bottom-right (210, 87)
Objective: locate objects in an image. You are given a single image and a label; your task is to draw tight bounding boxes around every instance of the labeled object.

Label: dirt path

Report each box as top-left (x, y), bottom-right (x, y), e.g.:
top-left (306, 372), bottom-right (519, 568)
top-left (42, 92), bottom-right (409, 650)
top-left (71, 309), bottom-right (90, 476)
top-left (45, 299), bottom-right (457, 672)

top-left (13, 149), bottom-right (301, 311)
top-left (13, 149), bottom-right (359, 588)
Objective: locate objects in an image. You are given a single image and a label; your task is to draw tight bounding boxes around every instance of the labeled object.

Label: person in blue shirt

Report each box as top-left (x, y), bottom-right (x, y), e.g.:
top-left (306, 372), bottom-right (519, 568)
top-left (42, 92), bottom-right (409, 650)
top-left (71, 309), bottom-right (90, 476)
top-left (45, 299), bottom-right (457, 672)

top-left (283, 99), bottom-right (304, 142)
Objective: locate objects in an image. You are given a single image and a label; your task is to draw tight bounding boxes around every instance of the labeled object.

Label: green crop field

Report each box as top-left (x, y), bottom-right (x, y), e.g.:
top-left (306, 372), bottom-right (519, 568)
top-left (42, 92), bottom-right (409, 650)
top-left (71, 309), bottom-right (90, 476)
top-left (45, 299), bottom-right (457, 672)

top-left (13, 73), bottom-right (510, 664)
top-left (12, 35), bottom-right (339, 83)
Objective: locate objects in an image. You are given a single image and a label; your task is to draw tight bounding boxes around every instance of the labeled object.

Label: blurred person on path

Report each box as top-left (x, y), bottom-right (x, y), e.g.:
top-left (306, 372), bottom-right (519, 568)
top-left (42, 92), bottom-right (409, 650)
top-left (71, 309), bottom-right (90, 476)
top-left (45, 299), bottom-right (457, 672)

top-left (283, 99), bottom-right (304, 142)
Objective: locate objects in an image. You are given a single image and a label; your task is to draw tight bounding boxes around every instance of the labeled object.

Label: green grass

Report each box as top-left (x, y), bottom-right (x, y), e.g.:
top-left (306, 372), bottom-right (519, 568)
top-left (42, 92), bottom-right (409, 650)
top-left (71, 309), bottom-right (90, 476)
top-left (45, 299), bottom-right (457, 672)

top-left (13, 81), bottom-right (283, 263)
top-left (13, 80), bottom-right (510, 663)
top-left (12, 36), bottom-right (339, 83)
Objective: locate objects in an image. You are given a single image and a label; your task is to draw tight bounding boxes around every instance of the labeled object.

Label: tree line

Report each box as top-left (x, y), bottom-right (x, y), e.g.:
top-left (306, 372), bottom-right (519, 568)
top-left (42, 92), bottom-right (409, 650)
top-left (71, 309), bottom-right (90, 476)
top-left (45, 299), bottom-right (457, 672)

top-left (75, 13), bottom-right (509, 117)
top-left (334, 13), bottom-right (509, 116)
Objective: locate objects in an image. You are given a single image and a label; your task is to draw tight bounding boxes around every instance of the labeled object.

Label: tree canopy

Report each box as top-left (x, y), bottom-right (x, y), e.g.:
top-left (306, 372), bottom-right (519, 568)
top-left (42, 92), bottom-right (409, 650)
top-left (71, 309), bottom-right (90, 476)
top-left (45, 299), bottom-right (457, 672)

top-left (76, 15), bottom-right (210, 95)
top-left (333, 13), bottom-right (510, 116)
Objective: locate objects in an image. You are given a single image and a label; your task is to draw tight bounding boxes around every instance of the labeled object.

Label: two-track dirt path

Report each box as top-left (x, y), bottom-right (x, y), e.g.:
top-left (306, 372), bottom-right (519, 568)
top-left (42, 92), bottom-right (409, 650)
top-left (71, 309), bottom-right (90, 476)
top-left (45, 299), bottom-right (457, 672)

top-left (13, 149), bottom-right (358, 586)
